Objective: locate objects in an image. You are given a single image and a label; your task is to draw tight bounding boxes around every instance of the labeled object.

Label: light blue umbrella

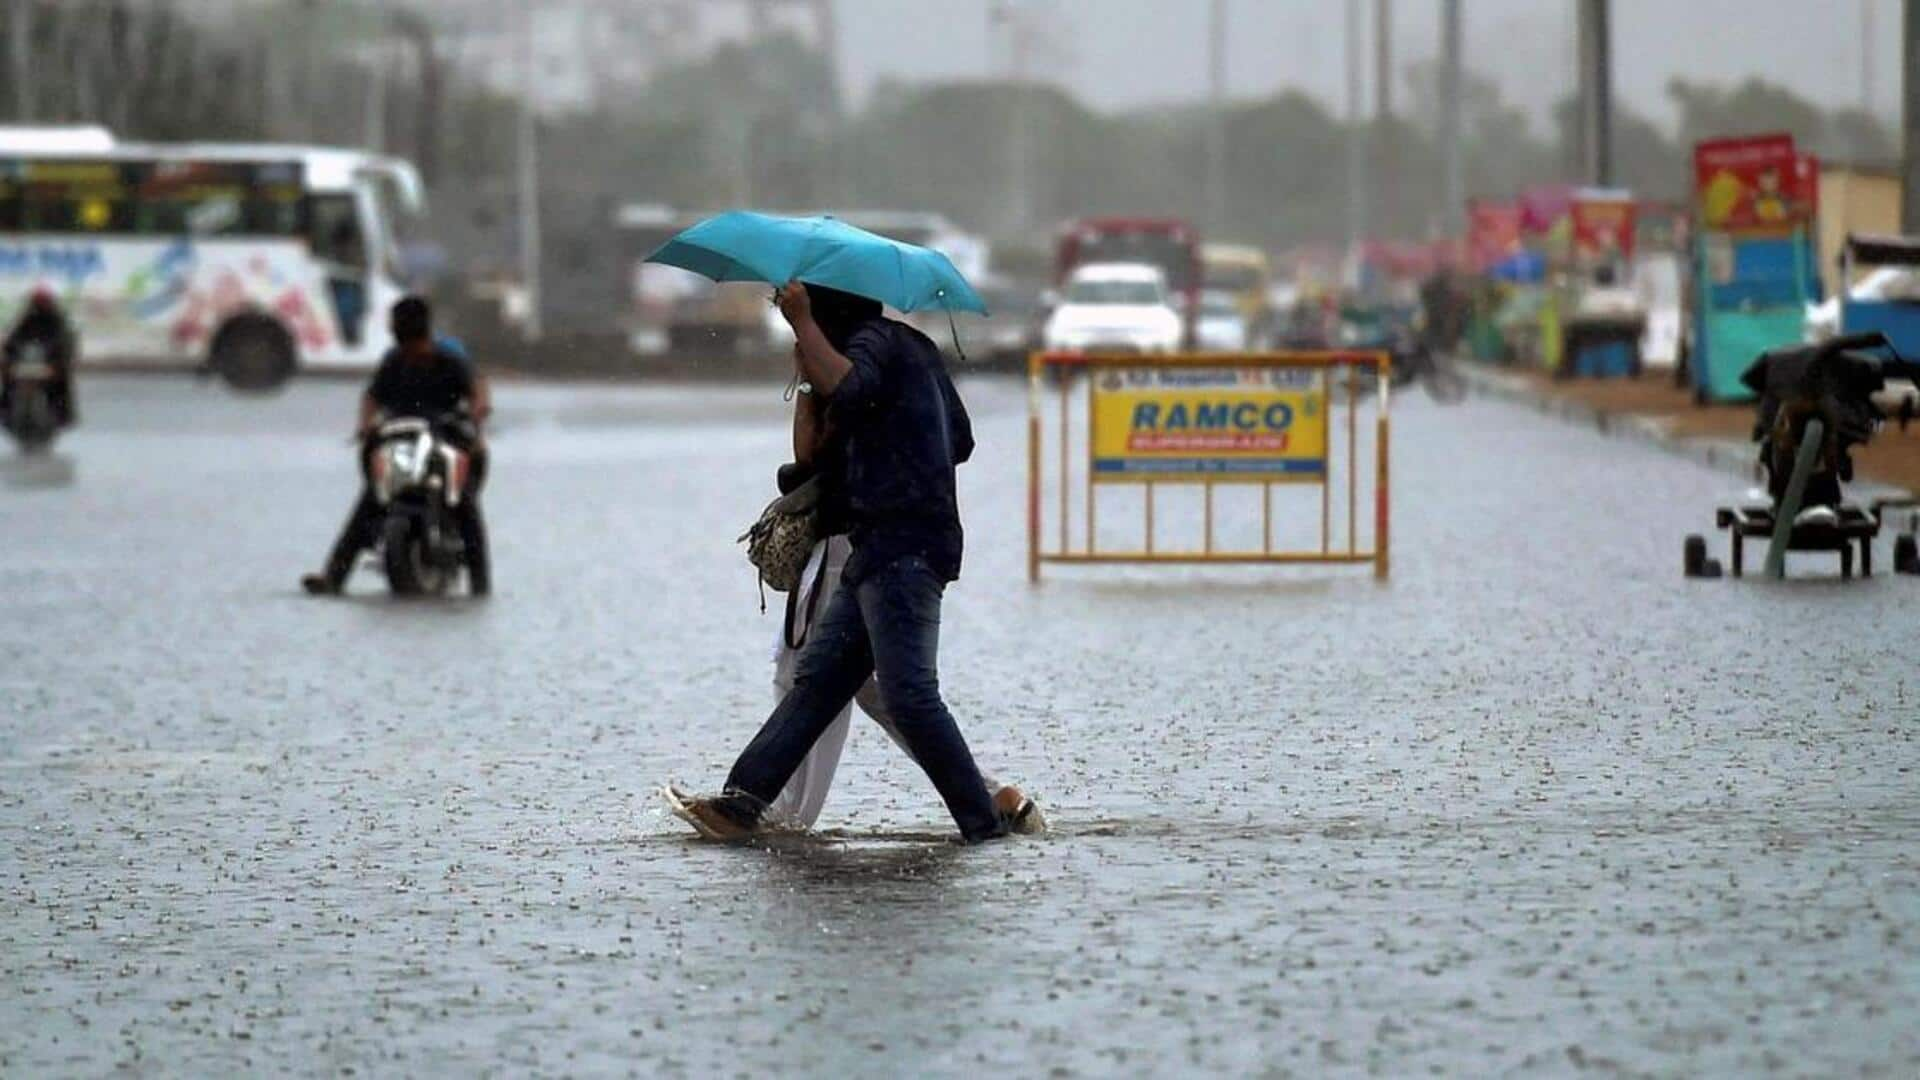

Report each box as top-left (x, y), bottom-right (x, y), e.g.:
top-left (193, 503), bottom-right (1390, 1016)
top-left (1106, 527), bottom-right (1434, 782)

top-left (644, 211), bottom-right (988, 315)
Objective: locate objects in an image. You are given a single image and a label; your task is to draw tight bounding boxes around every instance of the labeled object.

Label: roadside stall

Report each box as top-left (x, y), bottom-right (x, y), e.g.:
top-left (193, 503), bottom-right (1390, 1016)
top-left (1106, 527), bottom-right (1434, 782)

top-left (1518, 185), bottom-right (1574, 373)
top-left (1559, 188), bottom-right (1644, 379)
top-left (1688, 133), bottom-right (1821, 403)
top-left (1464, 200), bottom-right (1525, 364)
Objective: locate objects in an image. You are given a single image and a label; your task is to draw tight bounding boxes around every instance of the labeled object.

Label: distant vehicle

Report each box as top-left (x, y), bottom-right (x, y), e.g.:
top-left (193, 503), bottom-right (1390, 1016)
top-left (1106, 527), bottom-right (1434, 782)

top-left (952, 276), bottom-right (1043, 369)
top-left (1805, 235), bottom-right (1920, 414)
top-left (1042, 262), bottom-right (1182, 354)
top-left (1056, 217), bottom-right (1199, 347)
top-left (3, 340), bottom-right (58, 451)
top-left (0, 126), bottom-right (425, 390)
top-left (1804, 266), bottom-right (1920, 342)
top-left (1201, 243), bottom-right (1272, 332)
top-left (1634, 251), bottom-right (1684, 370)
top-left (367, 414), bottom-right (479, 596)
top-left (812, 210), bottom-right (991, 348)
top-left (1195, 290), bottom-right (1252, 351)
top-left (617, 205), bottom-right (777, 357)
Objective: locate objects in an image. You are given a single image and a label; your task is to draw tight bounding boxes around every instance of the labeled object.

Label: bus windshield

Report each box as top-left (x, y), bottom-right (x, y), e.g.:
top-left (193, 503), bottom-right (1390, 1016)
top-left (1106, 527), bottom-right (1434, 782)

top-left (1203, 263), bottom-right (1264, 293)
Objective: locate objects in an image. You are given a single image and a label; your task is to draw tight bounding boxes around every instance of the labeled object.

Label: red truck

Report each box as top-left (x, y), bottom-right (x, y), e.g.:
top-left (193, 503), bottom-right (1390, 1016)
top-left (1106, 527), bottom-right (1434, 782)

top-left (1054, 217), bottom-right (1202, 347)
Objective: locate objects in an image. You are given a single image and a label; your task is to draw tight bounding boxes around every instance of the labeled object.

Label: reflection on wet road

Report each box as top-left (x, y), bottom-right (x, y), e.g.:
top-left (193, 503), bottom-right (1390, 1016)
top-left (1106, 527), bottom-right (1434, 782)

top-left (2, 375), bottom-right (1915, 1075)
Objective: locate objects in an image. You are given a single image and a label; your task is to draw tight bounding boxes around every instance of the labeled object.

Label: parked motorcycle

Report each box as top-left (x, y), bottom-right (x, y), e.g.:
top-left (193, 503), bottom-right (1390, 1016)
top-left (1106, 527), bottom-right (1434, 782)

top-left (367, 414), bottom-right (476, 595)
top-left (4, 342), bottom-right (61, 453)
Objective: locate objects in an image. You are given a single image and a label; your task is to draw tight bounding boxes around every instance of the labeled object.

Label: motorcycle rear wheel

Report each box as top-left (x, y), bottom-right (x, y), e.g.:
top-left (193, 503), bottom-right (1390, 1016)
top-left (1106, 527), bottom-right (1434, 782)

top-left (7, 386), bottom-right (55, 453)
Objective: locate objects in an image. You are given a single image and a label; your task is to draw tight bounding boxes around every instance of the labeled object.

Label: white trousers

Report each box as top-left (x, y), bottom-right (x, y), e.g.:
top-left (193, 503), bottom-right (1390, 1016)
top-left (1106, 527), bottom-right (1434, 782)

top-left (765, 536), bottom-right (999, 828)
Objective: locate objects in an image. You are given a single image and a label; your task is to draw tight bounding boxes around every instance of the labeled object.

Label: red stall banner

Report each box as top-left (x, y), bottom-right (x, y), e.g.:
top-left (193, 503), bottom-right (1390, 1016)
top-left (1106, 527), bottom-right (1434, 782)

top-left (1693, 133), bottom-right (1815, 233)
top-left (1465, 200), bottom-right (1523, 271)
top-left (1570, 189), bottom-right (1637, 263)
top-left (1519, 184), bottom-right (1575, 237)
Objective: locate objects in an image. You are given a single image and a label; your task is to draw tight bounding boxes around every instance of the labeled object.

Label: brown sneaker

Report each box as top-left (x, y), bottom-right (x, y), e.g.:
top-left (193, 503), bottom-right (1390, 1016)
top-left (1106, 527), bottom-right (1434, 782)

top-left (993, 784), bottom-right (1048, 835)
top-left (662, 785), bottom-right (757, 842)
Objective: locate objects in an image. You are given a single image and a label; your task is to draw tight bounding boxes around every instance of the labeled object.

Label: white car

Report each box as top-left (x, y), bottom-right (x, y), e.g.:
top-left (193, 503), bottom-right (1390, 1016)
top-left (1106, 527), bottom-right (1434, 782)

top-left (1195, 290), bottom-right (1251, 351)
top-left (1043, 262), bottom-right (1183, 353)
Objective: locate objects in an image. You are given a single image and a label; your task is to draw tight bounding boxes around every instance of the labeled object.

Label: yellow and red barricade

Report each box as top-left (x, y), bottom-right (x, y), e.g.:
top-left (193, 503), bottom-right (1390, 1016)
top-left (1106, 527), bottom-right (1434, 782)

top-left (1026, 350), bottom-right (1391, 581)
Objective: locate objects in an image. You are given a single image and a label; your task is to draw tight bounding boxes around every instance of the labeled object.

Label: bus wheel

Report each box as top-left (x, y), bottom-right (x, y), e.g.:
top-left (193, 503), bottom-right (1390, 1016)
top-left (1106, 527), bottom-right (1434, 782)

top-left (209, 314), bottom-right (296, 393)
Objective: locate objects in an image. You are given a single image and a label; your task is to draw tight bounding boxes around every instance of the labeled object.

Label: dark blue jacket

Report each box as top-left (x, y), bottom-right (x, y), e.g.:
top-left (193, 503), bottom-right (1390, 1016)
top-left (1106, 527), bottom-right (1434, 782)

top-left (825, 318), bottom-right (973, 585)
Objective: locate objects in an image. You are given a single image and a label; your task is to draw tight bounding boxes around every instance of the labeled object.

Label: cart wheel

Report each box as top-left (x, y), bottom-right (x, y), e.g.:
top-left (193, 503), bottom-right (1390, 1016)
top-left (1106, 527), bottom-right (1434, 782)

top-left (1895, 534), bottom-right (1920, 575)
top-left (1684, 534), bottom-right (1709, 578)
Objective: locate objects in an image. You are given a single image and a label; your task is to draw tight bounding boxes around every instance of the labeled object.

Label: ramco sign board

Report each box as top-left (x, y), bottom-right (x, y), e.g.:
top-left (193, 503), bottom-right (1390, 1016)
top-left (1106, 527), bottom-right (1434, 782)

top-left (1089, 367), bottom-right (1328, 483)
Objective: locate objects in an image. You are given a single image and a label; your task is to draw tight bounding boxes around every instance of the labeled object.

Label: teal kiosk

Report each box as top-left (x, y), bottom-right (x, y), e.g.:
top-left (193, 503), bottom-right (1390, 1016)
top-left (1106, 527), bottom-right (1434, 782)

top-left (1690, 227), bottom-right (1819, 404)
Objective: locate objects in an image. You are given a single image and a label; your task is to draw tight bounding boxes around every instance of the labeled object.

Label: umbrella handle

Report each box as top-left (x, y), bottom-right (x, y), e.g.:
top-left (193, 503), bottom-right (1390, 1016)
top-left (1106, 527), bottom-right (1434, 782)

top-left (943, 298), bottom-right (969, 367)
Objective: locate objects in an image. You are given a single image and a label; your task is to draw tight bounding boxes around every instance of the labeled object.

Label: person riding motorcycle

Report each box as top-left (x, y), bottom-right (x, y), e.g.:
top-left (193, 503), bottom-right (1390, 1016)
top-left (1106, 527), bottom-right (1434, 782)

top-left (2, 286), bottom-right (78, 427)
top-left (302, 296), bottom-right (492, 596)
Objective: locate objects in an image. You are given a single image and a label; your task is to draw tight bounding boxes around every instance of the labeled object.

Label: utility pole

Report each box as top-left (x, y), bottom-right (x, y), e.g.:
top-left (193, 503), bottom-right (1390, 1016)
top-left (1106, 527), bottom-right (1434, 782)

top-left (1577, 0), bottom-right (1613, 186)
top-left (1206, 0), bottom-right (1227, 235)
top-left (1438, 0), bottom-right (1461, 234)
top-left (991, 1), bottom-right (1036, 235)
top-left (1373, 0), bottom-right (1391, 242)
top-left (1373, 0), bottom-right (1391, 121)
top-left (9, 0), bottom-right (30, 122)
top-left (1345, 0), bottom-right (1364, 262)
top-left (364, 26), bottom-right (387, 153)
top-left (1904, 0), bottom-right (1920, 230)
top-left (1864, 0), bottom-right (1877, 122)
top-left (812, 0), bottom-right (845, 202)
top-left (517, 2), bottom-right (543, 342)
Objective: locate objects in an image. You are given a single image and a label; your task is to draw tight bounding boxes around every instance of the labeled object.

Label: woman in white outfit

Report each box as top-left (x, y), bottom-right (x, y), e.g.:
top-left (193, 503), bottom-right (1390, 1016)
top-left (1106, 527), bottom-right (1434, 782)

top-left (762, 366), bottom-right (1042, 832)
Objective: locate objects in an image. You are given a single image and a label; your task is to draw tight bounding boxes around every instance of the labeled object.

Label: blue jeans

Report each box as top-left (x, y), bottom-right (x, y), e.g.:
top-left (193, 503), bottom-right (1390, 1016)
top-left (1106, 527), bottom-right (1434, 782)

top-left (717, 555), bottom-right (1005, 843)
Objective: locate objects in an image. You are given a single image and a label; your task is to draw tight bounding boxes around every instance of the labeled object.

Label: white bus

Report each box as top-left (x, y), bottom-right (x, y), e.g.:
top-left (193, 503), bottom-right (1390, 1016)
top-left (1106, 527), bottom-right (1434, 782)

top-left (0, 126), bottom-right (424, 389)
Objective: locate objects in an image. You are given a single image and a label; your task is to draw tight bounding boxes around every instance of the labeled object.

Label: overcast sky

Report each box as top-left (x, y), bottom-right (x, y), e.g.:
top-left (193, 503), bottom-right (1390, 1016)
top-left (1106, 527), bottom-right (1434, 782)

top-left (835, 0), bottom-right (1898, 137)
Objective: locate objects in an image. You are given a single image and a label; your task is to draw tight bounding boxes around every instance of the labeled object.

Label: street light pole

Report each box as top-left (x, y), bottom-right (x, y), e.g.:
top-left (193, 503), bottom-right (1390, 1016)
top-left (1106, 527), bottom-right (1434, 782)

top-left (1206, 0), bottom-right (1227, 235)
top-left (997, 1), bottom-right (1034, 235)
top-left (1373, 0), bottom-right (1392, 241)
top-left (517, 3), bottom-right (543, 343)
top-left (1345, 0), bottom-right (1364, 264)
top-left (364, 27), bottom-right (387, 153)
top-left (1577, 0), bottom-right (1613, 186)
top-left (1439, 0), bottom-right (1461, 235)
top-left (1904, 0), bottom-right (1920, 230)
top-left (9, 0), bottom-right (30, 122)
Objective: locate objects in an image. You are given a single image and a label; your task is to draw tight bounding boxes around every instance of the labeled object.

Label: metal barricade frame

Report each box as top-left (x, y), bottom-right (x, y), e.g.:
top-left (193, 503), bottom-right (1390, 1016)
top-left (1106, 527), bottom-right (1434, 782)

top-left (1026, 350), bottom-right (1391, 582)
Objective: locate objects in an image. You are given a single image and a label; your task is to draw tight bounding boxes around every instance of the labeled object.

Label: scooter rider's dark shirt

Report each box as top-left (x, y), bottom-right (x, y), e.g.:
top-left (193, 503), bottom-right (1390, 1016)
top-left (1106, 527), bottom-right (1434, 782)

top-left (367, 345), bottom-right (473, 418)
top-left (824, 317), bottom-right (973, 587)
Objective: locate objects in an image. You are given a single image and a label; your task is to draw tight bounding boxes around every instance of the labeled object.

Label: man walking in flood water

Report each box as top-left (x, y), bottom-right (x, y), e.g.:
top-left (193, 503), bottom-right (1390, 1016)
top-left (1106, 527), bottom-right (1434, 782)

top-left (669, 280), bottom-right (1012, 844)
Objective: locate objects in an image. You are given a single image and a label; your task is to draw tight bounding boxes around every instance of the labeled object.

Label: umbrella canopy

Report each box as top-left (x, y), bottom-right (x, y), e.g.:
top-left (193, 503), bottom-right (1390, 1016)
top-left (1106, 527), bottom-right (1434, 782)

top-left (644, 211), bottom-right (988, 316)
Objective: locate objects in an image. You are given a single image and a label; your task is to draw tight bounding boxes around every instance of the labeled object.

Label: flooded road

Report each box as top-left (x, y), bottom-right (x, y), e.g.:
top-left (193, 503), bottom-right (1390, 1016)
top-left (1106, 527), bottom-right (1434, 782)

top-left (3, 374), bottom-right (1916, 1076)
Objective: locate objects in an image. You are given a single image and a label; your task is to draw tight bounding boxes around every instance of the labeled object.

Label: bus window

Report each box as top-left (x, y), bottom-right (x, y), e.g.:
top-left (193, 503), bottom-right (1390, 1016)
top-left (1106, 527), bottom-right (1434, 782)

top-left (24, 189), bottom-right (133, 232)
top-left (308, 193), bottom-right (369, 346)
top-left (308, 195), bottom-right (367, 270)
